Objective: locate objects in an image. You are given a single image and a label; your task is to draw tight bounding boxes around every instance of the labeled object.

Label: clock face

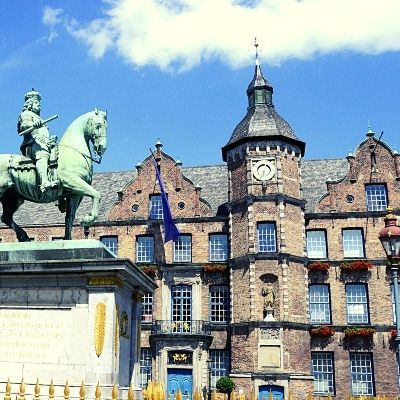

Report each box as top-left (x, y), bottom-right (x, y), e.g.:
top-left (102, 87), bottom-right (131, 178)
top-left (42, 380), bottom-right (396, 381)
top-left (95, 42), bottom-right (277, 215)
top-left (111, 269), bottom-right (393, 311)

top-left (253, 159), bottom-right (276, 181)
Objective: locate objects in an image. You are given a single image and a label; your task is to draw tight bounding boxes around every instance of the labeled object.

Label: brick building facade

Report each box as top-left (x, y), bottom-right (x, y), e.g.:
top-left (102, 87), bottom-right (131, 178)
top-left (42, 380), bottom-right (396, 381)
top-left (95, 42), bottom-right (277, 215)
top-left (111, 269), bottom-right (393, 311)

top-left (1, 58), bottom-right (399, 398)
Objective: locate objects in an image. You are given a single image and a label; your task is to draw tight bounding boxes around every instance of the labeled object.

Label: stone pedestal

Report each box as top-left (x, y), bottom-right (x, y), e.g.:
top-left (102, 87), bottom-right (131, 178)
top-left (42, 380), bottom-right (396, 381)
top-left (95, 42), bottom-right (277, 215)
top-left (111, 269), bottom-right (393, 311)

top-left (0, 240), bottom-right (156, 397)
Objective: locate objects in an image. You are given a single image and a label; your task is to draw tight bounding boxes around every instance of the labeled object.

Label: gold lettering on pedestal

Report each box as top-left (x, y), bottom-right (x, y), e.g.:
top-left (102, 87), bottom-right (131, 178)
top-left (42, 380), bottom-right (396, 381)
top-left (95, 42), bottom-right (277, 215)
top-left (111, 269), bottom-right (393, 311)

top-left (0, 309), bottom-right (69, 362)
top-left (94, 302), bottom-right (106, 357)
top-left (89, 277), bottom-right (122, 286)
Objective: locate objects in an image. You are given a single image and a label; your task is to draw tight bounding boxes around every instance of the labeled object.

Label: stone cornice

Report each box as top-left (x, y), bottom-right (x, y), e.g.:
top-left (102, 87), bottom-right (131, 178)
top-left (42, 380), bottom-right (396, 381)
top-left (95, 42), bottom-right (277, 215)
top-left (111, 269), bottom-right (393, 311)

top-left (229, 253), bottom-right (307, 268)
top-left (225, 194), bottom-right (306, 211)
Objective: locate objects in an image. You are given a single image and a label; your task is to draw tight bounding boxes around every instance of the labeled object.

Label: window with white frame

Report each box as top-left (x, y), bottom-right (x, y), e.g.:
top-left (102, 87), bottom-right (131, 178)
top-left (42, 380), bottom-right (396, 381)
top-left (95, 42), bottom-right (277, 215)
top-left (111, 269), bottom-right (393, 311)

top-left (311, 352), bottom-right (335, 395)
top-left (342, 229), bottom-right (364, 258)
top-left (141, 293), bottom-right (153, 323)
top-left (149, 195), bottom-right (163, 219)
top-left (209, 350), bottom-right (230, 389)
top-left (350, 353), bottom-right (374, 396)
top-left (172, 285), bottom-right (192, 332)
top-left (306, 230), bottom-right (327, 259)
top-left (365, 184), bottom-right (387, 211)
top-left (100, 235), bottom-right (118, 256)
top-left (210, 285), bottom-right (229, 323)
top-left (257, 222), bottom-right (277, 253)
top-left (209, 234), bottom-right (228, 261)
top-left (136, 236), bottom-right (154, 263)
top-left (346, 284), bottom-right (369, 324)
top-left (140, 348), bottom-right (152, 388)
top-left (309, 284), bottom-right (331, 324)
top-left (173, 235), bottom-right (192, 262)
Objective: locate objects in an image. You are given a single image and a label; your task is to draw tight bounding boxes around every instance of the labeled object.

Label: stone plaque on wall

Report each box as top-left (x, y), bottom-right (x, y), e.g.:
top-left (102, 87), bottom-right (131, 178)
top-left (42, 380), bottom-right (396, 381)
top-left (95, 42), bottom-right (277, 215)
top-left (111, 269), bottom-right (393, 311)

top-left (259, 345), bottom-right (281, 368)
top-left (0, 308), bottom-right (71, 363)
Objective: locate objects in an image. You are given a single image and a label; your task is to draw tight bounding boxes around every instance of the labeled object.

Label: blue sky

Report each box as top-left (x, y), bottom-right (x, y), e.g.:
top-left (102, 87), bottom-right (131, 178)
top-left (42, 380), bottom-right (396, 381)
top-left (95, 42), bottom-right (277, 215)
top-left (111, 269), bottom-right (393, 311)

top-left (0, 0), bottom-right (400, 172)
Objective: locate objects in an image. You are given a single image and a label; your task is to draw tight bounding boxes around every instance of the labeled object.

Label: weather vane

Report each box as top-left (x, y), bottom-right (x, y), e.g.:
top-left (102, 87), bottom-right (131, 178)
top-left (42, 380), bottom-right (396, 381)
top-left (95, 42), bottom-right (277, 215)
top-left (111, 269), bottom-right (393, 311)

top-left (254, 37), bottom-right (259, 59)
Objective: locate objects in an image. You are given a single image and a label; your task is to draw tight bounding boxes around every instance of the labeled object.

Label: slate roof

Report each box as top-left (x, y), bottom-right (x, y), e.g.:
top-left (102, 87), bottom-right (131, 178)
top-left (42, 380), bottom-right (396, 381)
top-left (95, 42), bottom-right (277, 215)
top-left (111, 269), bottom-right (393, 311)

top-left (0, 159), bottom-right (349, 228)
top-left (225, 105), bottom-right (299, 145)
top-left (302, 158), bottom-right (349, 212)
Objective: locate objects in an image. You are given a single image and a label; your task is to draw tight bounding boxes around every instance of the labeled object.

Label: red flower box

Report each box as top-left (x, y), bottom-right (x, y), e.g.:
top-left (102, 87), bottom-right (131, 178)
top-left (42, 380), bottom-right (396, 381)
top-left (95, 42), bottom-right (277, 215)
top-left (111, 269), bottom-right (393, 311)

top-left (390, 329), bottom-right (397, 340)
top-left (141, 265), bottom-right (157, 275)
top-left (344, 327), bottom-right (375, 338)
top-left (340, 260), bottom-right (373, 271)
top-left (310, 326), bottom-right (335, 337)
top-left (307, 262), bottom-right (331, 272)
top-left (203, 263), bottom-right (229, 273)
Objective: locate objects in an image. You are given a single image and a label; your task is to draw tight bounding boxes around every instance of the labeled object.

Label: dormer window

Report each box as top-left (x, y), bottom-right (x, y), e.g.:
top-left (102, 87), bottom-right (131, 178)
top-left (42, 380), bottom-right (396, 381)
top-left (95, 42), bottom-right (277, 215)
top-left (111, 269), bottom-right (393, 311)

top-left (365, 184), bottom-right (387, 211)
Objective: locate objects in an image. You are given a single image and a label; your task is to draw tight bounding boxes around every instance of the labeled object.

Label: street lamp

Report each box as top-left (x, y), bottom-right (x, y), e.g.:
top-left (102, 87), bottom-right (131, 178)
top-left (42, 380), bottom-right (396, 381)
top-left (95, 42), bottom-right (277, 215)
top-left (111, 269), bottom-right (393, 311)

top-left (378, 206), bottom-right (400, 388)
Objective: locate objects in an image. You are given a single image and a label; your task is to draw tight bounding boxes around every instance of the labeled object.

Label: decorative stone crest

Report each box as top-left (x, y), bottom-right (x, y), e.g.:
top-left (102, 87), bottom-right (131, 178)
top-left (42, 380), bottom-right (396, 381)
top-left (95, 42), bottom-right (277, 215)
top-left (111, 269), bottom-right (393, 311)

top-left (260, 328), bottom-right (280, 341)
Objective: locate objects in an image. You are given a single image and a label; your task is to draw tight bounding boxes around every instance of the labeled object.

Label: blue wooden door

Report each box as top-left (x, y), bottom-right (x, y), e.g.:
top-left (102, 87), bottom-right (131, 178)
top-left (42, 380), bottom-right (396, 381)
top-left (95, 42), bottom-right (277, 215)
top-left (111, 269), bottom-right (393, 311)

top-left (168, 368), bottom-right (192, 400)
top-left (258, 385), bottom-right (284, 400)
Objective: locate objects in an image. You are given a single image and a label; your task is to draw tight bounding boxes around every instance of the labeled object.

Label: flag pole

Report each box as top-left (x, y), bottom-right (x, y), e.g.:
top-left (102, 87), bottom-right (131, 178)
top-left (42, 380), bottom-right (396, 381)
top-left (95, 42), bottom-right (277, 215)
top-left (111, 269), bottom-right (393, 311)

top-left (149, 148), bottom-right (180, 243)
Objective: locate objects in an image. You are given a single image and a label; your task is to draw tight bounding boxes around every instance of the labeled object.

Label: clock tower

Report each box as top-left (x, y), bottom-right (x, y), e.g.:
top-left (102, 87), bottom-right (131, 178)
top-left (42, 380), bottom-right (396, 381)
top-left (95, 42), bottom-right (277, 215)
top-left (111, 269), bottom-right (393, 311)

top-left (221, 52), bottom-right (312, 394)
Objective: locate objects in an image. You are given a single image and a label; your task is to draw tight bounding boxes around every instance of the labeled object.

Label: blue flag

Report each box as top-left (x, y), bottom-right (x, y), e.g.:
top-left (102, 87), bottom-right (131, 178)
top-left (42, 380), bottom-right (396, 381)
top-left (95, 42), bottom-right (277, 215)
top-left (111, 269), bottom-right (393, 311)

top-left (153, 158), bottom-right (180, 243)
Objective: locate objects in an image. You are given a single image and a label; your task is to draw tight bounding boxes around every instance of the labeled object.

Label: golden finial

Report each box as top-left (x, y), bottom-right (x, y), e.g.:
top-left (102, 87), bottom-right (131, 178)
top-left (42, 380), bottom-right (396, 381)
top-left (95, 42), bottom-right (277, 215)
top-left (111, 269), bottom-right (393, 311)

top-left (18, 378), bottom-right (26, 400)
top-left (128, 384), bottom-right (134, 400)
top-left (64, 381), bottom-right (70, 400)
top-left (112, 384), bottom-right (118, 400)
top-left (79, 381), bottom-right (86, 400)
top-left (49, 380), bottom-right (55, 400)
top-left (4, 378), bottom-right (11, 400)
top-left (95, 382), bottom-right (101, 400)
top-left (34, 379), bottom-right (40, 400)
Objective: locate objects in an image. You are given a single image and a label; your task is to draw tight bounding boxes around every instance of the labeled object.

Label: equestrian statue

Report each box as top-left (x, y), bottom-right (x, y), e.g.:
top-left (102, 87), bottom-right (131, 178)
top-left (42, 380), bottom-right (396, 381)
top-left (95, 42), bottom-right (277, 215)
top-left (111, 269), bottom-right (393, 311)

top-left (0, 89), bottom-right (107, 241)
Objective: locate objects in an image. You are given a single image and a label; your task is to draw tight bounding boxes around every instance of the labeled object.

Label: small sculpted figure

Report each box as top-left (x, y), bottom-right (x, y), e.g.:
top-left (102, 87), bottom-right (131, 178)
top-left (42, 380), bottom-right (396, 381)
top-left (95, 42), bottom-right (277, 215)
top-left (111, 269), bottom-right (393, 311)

top-left (17, 89), bottom-right (58, 192)
top-left (262, 286), bottom-right (275, 309)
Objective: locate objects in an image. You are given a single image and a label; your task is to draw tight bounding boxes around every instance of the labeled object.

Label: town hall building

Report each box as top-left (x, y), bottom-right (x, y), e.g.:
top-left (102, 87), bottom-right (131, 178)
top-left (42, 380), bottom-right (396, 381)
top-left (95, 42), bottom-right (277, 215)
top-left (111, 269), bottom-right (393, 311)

top-left (1, 56), bottom-right (399, 398)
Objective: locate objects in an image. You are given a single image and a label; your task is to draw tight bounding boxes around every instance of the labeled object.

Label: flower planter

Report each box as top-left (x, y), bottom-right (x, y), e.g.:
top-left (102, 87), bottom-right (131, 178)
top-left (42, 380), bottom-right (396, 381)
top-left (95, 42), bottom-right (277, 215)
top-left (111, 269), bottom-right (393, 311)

top-left (340, 260), bottom-right (373, 271)
top-left (389, 329), bottom-right (397, 340)
top-left (141, 265), bottom-right (158, 276)
top-left (307, 262), bottom-right (331, 272)
top-left (344, 327), bottom-right (375, 338)
top-left (309, 326), bottom-right (335, 337)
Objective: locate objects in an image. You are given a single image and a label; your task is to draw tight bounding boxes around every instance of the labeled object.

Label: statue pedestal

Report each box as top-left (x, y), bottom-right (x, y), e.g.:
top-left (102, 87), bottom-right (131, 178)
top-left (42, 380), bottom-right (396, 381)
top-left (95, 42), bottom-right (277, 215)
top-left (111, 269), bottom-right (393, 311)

top-left (0, 240), bottom-right (156, 397)
top-left (263, 306), bottom-right (275, 321)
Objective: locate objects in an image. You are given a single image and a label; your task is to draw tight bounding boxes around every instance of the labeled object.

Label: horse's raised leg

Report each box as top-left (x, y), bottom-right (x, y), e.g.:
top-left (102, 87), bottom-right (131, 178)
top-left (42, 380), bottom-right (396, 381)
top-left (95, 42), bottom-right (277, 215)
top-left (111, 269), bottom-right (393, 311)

top-left (0, 188), bottom-right (30, 242)
top-left (61, 176), bottom-right (101, 227)
top-left (64, 195), bottom-right (82, 240)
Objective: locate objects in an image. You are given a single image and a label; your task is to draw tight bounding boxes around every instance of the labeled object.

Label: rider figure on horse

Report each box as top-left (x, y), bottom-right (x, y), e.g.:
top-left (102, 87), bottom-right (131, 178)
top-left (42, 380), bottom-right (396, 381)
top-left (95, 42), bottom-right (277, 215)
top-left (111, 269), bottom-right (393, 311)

top-left (17, 89), bottom-right (58, 192)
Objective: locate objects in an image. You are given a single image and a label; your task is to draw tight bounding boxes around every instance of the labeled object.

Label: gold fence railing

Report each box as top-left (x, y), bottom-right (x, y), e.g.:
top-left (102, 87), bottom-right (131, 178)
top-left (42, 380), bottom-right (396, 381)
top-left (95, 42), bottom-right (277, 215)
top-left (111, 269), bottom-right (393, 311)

top-left (1, 379), bottom-right (398, 400)
top-left (1, 379), bottom-right (134, 400)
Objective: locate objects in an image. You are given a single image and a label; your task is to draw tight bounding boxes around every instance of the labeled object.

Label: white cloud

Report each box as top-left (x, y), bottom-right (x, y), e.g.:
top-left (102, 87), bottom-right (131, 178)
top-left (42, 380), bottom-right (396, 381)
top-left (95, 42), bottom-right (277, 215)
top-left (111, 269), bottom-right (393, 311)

top-left (42, 6), bottom-right (63, 42)
top-left (47, 0), bottom-right (400, 71)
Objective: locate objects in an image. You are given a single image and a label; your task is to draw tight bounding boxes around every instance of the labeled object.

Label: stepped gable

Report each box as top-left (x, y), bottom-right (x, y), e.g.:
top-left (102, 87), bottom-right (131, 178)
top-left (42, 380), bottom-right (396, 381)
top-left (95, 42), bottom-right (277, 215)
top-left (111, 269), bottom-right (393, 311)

top-left (316, 129), bottom-right (400, 213)
top-left (107, 144), bottom-right (214, 221)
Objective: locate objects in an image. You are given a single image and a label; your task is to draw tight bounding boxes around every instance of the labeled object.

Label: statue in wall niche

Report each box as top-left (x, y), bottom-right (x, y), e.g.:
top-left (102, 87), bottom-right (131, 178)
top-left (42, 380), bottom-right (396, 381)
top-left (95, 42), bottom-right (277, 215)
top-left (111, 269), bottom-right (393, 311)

top-left (0, 89), bottom-right (108, 241)
top-left (262, 285), bottom-right (275, 321)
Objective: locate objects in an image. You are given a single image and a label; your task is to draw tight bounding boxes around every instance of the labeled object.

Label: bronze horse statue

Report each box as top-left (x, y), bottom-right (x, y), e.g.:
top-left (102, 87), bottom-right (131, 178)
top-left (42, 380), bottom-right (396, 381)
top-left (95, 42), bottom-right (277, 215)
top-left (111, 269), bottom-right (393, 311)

top-left (0, 109), bottom-right (107, 241)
